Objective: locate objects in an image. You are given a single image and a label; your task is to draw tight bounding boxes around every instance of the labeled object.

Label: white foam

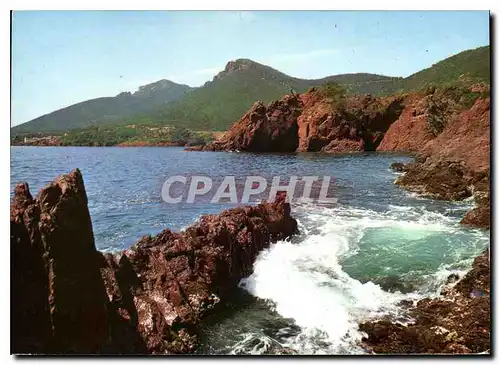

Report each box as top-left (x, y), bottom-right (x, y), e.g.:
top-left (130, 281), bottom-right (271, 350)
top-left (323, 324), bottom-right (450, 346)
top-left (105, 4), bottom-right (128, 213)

top-left (238, 202), bottom-right (488, 354)
top-left (239, 233), bottom-right (415, 354)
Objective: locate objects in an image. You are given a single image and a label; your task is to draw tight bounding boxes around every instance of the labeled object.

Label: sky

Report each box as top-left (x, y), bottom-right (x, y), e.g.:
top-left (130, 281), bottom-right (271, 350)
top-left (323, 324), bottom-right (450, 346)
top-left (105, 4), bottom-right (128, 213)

top-left (11, 10), bottom-right (490, 127)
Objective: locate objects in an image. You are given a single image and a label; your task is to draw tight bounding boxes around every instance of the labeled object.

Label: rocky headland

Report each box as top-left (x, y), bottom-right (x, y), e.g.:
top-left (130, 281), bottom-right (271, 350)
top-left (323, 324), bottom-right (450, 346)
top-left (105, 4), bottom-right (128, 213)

top-left (193, 90), bottom-right (405, 153)
top-left (11, 169), bottom-right (298, 354)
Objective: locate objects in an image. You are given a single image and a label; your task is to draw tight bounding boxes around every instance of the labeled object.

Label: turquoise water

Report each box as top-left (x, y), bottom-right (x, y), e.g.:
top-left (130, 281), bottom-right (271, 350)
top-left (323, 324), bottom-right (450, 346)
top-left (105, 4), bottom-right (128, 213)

top-left (10, 146), bottom-right (489, 354)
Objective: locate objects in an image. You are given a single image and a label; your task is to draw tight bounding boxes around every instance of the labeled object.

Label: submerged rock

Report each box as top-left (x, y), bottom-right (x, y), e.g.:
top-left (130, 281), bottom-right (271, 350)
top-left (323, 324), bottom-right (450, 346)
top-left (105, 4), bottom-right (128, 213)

top-left (390, 162), bottom-right (406, 172)
top-left (11, 170), bottom-right (298, 354)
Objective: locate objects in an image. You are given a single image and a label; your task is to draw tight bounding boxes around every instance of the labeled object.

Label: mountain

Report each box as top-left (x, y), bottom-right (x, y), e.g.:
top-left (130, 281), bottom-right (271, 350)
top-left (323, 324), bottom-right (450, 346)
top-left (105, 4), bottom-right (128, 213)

top-left (130, 59), bottom-right (400, 130)
top-left (12, 79), bottom-right (193, 133)
top-left (13, 45), bottom-right (490, 134)
top-left (140, 45), bottom-right (489, 131)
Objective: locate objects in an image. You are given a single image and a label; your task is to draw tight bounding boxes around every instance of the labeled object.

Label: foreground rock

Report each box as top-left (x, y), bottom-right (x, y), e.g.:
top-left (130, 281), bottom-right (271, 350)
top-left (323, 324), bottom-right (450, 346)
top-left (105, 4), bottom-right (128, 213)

top-left (11, 169), bottom-right (298, 354)
top-left (11, 172), bottom-right (109, 353)
top-left (359, 250), bottom-right (490, 354)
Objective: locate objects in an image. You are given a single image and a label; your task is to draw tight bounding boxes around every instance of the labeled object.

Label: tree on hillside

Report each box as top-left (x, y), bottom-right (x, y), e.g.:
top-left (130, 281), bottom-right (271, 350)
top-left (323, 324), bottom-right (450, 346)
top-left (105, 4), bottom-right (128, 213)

top-left (320, 82), bottom-right (347, 108)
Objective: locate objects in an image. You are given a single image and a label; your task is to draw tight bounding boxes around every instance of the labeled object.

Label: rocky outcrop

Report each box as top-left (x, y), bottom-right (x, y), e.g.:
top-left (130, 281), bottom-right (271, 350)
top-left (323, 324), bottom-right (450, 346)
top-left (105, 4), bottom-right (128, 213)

top-left (11, 183), bottom-right (52, 354)
top-left (11, 170), bottom-right (298, 354)
top-left (376, 94), bottom-right (436, 152)
top-left (359, 250), bottom-right (490, 354)
top-left (11, 172), bottom-right (109, 354)
top-left (460, 191), bottom-right (490, 228)
top-left (39, 171), bottom-right (110, 353)
top-left (421, 97), bottom-right (490, 174)
top-left (387, 95), bottom-right (490, 227)
top-left (297, 93), bottom-right (405, 153)
top-left (390, 162), bottom-right (406, 172)
top-left (395, 159), bottom-right (474, 201)
top-left (199, 90), bottom-right (405, 153)
top-left (201, 95), bottom-right (302, 152)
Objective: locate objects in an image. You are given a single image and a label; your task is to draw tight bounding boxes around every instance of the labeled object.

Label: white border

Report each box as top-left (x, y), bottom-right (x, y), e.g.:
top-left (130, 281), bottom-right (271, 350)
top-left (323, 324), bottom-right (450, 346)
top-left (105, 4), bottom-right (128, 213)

top-left (2, 1), bottom-right (497, 364)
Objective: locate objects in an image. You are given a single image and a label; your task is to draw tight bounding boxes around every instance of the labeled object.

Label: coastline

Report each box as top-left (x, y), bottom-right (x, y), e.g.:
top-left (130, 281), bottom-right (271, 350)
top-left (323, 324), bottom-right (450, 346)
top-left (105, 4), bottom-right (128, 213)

top-left (11, 141), bottom-right (196, 148)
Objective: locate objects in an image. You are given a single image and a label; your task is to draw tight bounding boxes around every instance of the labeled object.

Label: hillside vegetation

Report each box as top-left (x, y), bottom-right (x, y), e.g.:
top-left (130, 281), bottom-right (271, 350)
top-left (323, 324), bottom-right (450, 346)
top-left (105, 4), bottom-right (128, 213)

top-left (399, 46), bottom-right (490, 92)
top-left (121, 60), bottom-right (400, 131)
top-left (12, 79), bottom-right (193, 133)
top-left (12, 45), bottom-right (490, 134)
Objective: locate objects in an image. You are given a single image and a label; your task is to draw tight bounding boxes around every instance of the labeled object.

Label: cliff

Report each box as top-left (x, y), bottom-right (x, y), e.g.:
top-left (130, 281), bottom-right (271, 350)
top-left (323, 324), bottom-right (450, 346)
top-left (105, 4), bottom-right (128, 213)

top-left (196, 89), bottom-right (405, 153)
top-left (11, 169), bottom-right (298, 354)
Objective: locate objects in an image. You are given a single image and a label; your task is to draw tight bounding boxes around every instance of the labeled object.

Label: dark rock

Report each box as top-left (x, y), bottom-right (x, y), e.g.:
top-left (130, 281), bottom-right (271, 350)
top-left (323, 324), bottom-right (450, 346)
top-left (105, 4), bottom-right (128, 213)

top-left (395, 159), bottom-right (473, 201)
top-left (37, 170), bottom-right (110, 353)
top-left (11, 183), bottom-right (52, 354)
top-left (446, 273), bottom-right (460, 284)
top-left (391, 162), bottom-right (406, 172)
top-left (460, 193), bottom-right (490, 229)
top-left (11, 170), bottom-right (298, 354)
top-left (454, 250), bottom-right (490, 297)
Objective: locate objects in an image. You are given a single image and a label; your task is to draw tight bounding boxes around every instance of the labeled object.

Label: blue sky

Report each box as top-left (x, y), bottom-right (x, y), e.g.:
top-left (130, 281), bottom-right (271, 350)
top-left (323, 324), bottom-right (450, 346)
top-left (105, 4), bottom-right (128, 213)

top-left (11, 10), bottom-right (489, 127)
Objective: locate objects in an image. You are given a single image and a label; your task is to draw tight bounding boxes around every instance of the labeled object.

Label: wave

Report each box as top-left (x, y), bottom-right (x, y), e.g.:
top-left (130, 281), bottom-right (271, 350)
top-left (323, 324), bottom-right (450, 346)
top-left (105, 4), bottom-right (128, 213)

top-left (238, 201), bottom-right (489, 354)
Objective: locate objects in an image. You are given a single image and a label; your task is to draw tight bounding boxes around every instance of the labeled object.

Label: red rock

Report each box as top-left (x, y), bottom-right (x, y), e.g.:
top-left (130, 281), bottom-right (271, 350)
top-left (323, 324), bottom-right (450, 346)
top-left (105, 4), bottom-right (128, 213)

top-left (38, 169), bottom-right (110, 353)
top-left (201, 90), bottom-right (405, 153)
top-left (422, 97), bottom-right (490, 174)
top-left (204, 95), bottom-right (302, 152)
top-left (297, 93), bottom-right (405, 153)
top-left (377, 94), bottom-right (435, 152)
top-left (359, 250), bottom-right (490, 354)
top-left (11, 170), bottom-right (298, 354)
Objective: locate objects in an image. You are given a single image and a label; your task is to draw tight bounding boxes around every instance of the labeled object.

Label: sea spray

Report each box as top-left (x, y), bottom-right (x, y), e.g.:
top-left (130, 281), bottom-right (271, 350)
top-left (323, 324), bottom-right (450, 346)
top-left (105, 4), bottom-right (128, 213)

top-left (238, 202), bottom-right (489, 354)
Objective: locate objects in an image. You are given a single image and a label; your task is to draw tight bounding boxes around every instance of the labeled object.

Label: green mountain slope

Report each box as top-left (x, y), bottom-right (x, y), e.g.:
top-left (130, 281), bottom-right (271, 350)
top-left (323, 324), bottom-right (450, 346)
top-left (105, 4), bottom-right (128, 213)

top-left (399, 45), bottom-right (490, 92)
top-left (130, 60), bottom-right (399, 130)
top-left (133, 46), bottom-right (489, 131)
top-left (12, 79), bottom-right (193, 133)
top-left (13, 45), bottom-right (489, 134)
